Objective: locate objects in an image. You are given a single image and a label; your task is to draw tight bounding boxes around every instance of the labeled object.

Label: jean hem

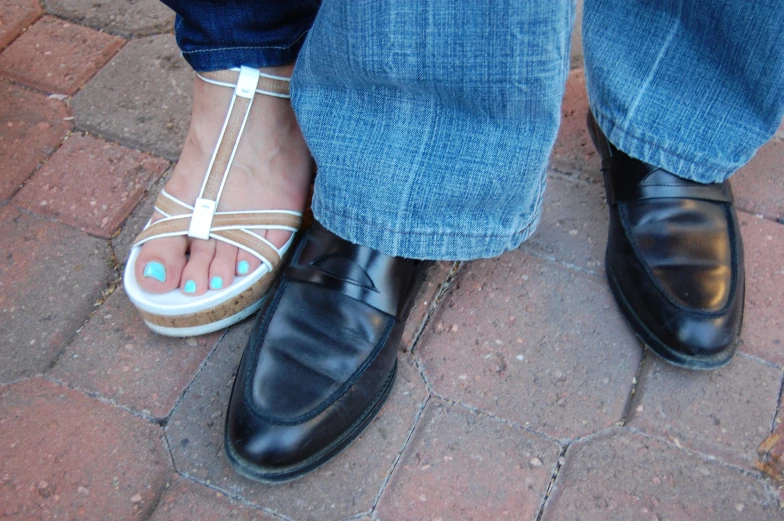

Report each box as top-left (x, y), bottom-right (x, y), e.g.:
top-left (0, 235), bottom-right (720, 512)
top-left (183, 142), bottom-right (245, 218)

top-left (591, 108), bottom-right (744, 183)
top-left (178, 30), bottom-right (310, 72)
top-left (312, 202), bottom-right (543, 261)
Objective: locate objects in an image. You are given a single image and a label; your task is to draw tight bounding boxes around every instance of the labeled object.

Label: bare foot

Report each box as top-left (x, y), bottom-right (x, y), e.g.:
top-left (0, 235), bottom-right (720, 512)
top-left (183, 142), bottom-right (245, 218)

top-left (134, 64), bottom-right (312, 296)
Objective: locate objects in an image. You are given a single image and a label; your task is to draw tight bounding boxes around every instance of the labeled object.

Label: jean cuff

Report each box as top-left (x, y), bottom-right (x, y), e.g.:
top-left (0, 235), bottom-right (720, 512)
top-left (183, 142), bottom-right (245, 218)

top-left (177, 29), bottom-right (309, 72)
top-left (312, 193), bottom-right (544, 261)
top-left (590, 108), bottom-right (745, 184)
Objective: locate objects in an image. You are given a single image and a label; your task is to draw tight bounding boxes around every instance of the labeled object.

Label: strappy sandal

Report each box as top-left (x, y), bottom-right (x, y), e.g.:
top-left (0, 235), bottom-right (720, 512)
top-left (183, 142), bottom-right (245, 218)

top-left (123, 66), bottom-right (303, 337)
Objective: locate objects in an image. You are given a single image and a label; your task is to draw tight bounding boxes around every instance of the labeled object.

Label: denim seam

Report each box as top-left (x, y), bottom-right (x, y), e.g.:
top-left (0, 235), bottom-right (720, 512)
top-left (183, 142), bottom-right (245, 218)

top-left (318, 205), bottom-right (540, 239)
top-left (181, 29), bottom-right (310, 54)
top-left (593, 108), bottom-right (740, 173)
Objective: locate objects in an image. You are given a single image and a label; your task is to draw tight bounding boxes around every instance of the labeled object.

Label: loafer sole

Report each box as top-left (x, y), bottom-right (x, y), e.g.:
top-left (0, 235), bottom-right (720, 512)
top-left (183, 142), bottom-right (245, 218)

top-left (605, 254), bottom-right (738, 370)
top-left (224, 360), bottom-right (398, 483)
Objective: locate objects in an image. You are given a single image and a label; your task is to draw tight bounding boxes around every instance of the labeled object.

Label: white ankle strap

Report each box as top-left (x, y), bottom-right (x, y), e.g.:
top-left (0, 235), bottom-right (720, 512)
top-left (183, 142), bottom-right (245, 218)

top-left (196, 67), bottom-right (291, 99)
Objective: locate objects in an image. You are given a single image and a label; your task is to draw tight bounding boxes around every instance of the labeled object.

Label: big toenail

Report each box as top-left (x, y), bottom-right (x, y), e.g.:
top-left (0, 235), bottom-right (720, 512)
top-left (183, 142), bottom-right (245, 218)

top-left (143, 262), bottom-right (166, 283)
top-left (210, 276), bottom-right (223, 289)
top-left (237, 260), bottom-right (250, 275)
top-left (184, 280), bottom-right (197, 293)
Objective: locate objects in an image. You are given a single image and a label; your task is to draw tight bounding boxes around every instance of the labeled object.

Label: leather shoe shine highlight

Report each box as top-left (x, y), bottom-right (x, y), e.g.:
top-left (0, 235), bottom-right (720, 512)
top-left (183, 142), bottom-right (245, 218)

top-left (587, 113), bottom-right (744, 369)
top-left (225, 222), bottom-right (431, 482)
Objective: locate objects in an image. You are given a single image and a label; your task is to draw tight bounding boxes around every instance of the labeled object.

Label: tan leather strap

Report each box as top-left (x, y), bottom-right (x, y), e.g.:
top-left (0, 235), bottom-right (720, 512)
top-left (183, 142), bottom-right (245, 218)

top-left (212, 229), bottom-right (281, 267)
top-left (154, 190), bottom-right (192, 217)
top-left (133, 211), bottom-right (301, 246)
top-left (200, 69), bottom-right (290, 97)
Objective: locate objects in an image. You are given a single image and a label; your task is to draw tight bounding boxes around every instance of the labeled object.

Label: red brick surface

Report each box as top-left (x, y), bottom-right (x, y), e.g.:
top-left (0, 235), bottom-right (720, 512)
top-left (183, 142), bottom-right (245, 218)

top-left (0, 81), bottom-right (71, 201)
top-left (0, 16), bottom-right (124, 94)
top-left (739, 213), bottom-right (784, 366)
top-left (417, 251), bottom-right (641, 439)
top-left (0, 0), bottom-right (41, 50)
top-left (0, 207), bottom-right (112, 384)
top-left (628, 355), bottom-right (781, 467)
top-left (14, 133), bottom-right (168, 237)
top-left (541, 430), bottom-right (781, 521)
top-left (402, 261), bottom-right (455, 351)
top-left (732, 138), bottom-right (784, 220)
top-left (0, 378), bottom-right (170, 520)
top-left (550, 69), bottom-right (602, 182)
top-left (50, 288), bottom-right (219, 419)
top-left (148, 476), bottom-right (276, 521)
top-left (377, 400), bottom-right (559, 521)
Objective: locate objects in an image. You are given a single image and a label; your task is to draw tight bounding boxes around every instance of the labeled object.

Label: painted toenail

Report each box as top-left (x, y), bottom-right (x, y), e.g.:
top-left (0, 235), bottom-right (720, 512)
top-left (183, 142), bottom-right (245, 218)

top-left (237, 260), bottom-right (250, 275)
top-left (183, 280), bottom-right (197, 293)
top-left (210, 276), bottom-right (223, 290)
top-left (143, 262), bottom-right (166, 283)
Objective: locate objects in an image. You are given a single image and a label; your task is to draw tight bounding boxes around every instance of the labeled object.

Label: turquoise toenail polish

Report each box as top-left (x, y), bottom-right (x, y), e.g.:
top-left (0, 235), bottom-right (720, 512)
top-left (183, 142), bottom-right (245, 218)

top-left (237, 260), bottom-right (250, 275)
top-left (210, 276), bottom-right (223, 290)
top-left (143, 262), bottom-right (166, 283)
top-left (183, 280), bottom-right (197, 293)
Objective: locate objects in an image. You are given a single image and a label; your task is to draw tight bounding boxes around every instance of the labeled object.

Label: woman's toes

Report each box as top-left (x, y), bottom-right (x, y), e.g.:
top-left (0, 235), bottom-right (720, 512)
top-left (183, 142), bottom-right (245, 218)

top-left (209, 241), bottom-right (238, 290)
top-left (180, 238), bottom-right (216, 296)
top-left (236, 250), bottom-right (261, 277)
top-left (136, 236), bottom-right (188, 294)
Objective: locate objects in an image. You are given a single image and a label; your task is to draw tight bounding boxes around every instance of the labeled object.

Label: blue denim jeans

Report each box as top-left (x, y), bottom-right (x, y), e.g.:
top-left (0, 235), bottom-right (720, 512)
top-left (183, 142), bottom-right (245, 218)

top-left (165, 0), bottom-right (784, 260)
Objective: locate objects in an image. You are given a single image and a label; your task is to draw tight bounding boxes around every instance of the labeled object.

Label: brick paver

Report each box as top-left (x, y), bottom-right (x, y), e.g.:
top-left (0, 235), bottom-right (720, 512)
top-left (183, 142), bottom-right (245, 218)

top-left (377, 399), bottom-right (560, 521)
top-left (0, 0), bottom-right (41, 50)
top-left (0, 378), bottom-right (170, 520)
top-left (732, 138), bottom-right (784, 221)
top-left (72, 34), bottom-right (192, 160)
top-left (417, 251), bottom-right (642, 439)
top-left (0, 16), bottom-right (124, 95)
top-left (739, 213), bottom-right (784, 366)
top-left (50, 288), bottom-right (220, 419)
top-left (628, 355), bottom-right (781, 467)
top-left (541, 430), bottom-right (781, 521)
top-left (402, 261), bottom-right (456, 351)
top-left (113, 167), bottom-right (171, 264)
top-left (0, 207), bottom-right (112, 383)
top-left (166, 322), bottom-right (429, 521)
top-left (550, 69), bottom-right (602, 183)
top-left (148, 476), bottom-right (275, 521)
top-left (0, 81), bottom-right (71, 201)
top-left (45, 0), bottom-right (175, 38)
top-left (13, 133), bottom-right (169, 238)
top-left (524, 174), bottom-right (607, 275)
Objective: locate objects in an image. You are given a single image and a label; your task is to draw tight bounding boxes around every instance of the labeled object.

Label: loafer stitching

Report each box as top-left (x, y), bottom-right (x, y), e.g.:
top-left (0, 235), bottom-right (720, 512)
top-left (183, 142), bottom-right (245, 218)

top-left (618, 202), bottom-right (740, 317)
top-left (243, 276), bottom-right (396, 426)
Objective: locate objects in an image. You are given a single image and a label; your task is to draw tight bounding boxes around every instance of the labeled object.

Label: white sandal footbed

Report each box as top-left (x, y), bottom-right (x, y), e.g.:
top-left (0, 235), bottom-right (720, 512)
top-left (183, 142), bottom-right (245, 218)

top-left (123, 66), bottom-right (303, 337)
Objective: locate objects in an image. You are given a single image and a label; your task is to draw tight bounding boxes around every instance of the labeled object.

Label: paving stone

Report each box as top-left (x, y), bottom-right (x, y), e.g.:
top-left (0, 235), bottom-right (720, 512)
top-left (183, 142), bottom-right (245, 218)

top-left (550, 69), bottom-right (602, 183)
top-left (13, 133), bottom-right (169, 238)
top-left (376, 399), bottom-right (560, 521)
top-left (524, 175), bottom-right (607, 274)
top-left (541, 430), bottom-right (782, 521)
top-left (50, 288), bottom-right (220, 419)
top-left (0, 207), bottom-right (111, 384)
top-left (148, 475), bottom-right (276, 521)
top-left (628, 354), bottom-right (781, 468)
top-left (417, 251), bottom-right (641, 439)
top-left (0, 378), bottom-right (170, 520)
top-left (732, 138), bottom-right (784, 221)
top-left (45, 0), bottom-right (175, 38)
top-left (72, 34), bottom-right (192, 160)
top-left (739, 214), bottom-right (784, 366)
top-left (0, 0), bottom-right (41, 50)
top-left (402, 261), bottom-right (455, 351)
top-left (0, 81), bottom-right (71, 201)
top-left (0, 16), bottom-right (124, 95)
top-left (166, 322), bottom-right (429, 521)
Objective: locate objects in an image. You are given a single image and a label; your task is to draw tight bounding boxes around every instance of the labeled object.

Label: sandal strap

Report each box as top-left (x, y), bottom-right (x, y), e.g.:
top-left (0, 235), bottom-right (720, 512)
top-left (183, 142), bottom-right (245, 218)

top-left (131, 65), bottom-right (302, 268)
top-left (197, 69), bottom-right (291, 99)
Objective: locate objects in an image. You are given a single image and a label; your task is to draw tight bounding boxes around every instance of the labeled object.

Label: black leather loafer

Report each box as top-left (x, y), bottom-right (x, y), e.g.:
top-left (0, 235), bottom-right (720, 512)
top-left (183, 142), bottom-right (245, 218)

top-left (225, 222), bottom-right (431, 482)
top-left (587, 113), bottom-right (744, 369)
